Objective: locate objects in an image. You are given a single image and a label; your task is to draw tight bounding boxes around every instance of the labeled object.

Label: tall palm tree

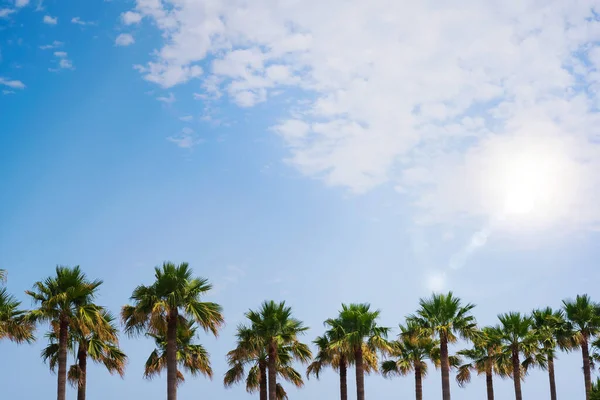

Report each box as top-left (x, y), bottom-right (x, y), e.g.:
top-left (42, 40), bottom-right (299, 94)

top-left (496, 312), bottom-right (538, 400)
top-left (245, 300), bottom-right (311, 400)
top-left (456, 327), bottom-right (508, 400)
top-left (0, 287), bottom-right (35, 344)
top-left (225, 325), bottom-right (309, 400)
top-left (27, 266), bottom-right (104, 400)
top-left (307, 318), bottom-right (378, 400)
top-left (531, 307), bottom-right (572, 400)
top-left (121, 262), bottom-right (224, 400)
top-left (333, 303), bottom-right (390, 400)
top-left (407, 292), bottom-right (477, 400)
top-left (381, 321), bottom-right (440, 400)
top-left (42, 310), bottom-right (127, 400)
top-left (563, 294), bottom-right (600, 400)
top-left (145, 320), bottom-right (213, 385)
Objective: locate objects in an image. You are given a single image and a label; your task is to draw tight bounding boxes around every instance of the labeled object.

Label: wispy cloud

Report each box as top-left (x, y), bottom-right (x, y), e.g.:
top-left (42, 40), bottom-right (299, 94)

top-left (0, 8), bottom-right (15, 18)
top-left (167, 127), bottom-right (202, 149)
top-left (53, 51), bottom-right (67, 58)
top-left (2, 90), bottom-right (16, 95)
top-left (71, 17), bottom-right (94, 26)
top-left (49, 51), bottom-right (74, 71)
top-left (0, 77), bottom-right (25, 89)
top-left (42, 15), bottom-right (57, 24)
top-left (156, 92), bottom-right (175, 104)
top-left (115, 33), bottom-right (134, 47)
top-left (39, 40), bottom-right (63, 50)
top-left (179, 115), bottom-right (193, 122)
top-left (15, 0), bottom-right (29, 8)
top-left (121, 11), bottom-right (142, 25)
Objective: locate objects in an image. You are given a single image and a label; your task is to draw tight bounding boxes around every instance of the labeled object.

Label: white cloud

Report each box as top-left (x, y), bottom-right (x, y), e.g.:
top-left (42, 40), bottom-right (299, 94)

top-left (59, 59), bottom-right (73, 69)
top-left (53, 51), bottom-right (67, 58)
top-left (39, 40), bottom-right (63, 50)
top-left (43, 15), bottom-right (57, 24)
top-left (179, 115), bottom-right (193, 122)
top-left (15, 0), bottom-right (29, 8)
top-left (115, 33), bottom-right (135, 46)
top-left (3, 90), bottom-right (16, 95)
top-left (156, 92), bottom-right (175, 103)
top-left (71, 17), bottom-right (94, 26)
top-left (168, 127), bottom-right (202, 148)
top-left (0, 8), bottom-right (15, 18)
top-left (127, 0), bottom-right (600, 229)
top-left (121, 11), bottom-right (142, 25)
top-left (0, 77), bottom-right (25, 89)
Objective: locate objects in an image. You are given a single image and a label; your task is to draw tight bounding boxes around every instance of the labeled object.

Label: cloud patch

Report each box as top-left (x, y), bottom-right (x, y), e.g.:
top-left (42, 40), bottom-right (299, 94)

top-left (115, 33), bottom-right (134, 46)
top-left (42, 15), bottom-right (57, 24)
top-left (0, 77), bottom-right (25, 89)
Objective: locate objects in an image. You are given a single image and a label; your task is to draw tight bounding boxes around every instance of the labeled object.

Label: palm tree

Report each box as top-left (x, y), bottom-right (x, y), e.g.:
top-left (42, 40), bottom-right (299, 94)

top-left (121, 262), bottom-right (224, 400)
top-left (42, 310), bottom-right (127, 400)
top-left (531, 307), bottom-right (572, 400)
top-left (381, 321), bottom-right (440, 400)
top-left (307, 318), bottom-right (378, 400)
top-left (0, 269), bottom-right (6, 282)
top-left (0, 287), bottom-right (35, 344)
top-left (496, 312), bottom-right (538, 400)
top-left (244, 301), bottom-right (311, 400)
top-left (592, 378), bottom-right (600, 400)
top-left (225, 324), bottom-right (309, 400)
top-left (27, 266), bottom-right (104, 400)
top-left (145, 320), bottom-right (213, 386)
top-left (407, 292), bottom-right (477, 400)
top-left (333, 303), bottom-right (390, 400)
top-left (456, 327), bottom-right (508, 400)
top-left (563, 294), bottom-right (600, 400)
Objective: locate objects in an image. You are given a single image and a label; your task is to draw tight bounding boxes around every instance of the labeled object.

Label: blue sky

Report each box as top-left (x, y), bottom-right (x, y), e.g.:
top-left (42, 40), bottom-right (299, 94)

top-left (1, 0), bottom-right (600, 399)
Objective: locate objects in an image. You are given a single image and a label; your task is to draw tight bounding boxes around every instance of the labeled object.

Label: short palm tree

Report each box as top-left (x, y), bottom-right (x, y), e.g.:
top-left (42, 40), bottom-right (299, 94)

top-left (245, 300), bottom-right (311, 400)
top-left (381, 321), bottom-right (440, 400)
top-left (145, 320), bottom-right (213, 385)
top-left (0, 287), bottom-right (35, 344)
top-left (307, 317), bottom-right (378, 400)
top-left (225, 324), bottom-right (309, 400)
top-left (27, 266), bottom-right (104, 400)
top-left (41, 310), bottom-right (126, 400)
top-left (456, 327), bottom-right (508, 400)
top-left (496, 312), bottom-right (538, 400)
top-left (407, 292), bottom-right (477, 400)
top-left (531, 307), bottom-right (572, 400)
top-left (333, 303), bottom-right (390, 400)
top-left (121, 262), bottom-right (224, 400)
top-left (563, 294), bottom-right (600, 400)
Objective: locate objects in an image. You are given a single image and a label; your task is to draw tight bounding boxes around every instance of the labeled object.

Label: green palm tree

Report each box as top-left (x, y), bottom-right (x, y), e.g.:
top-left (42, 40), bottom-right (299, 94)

top-left (591, 378), bottom-right (600, 400)
top-left (27, 266), bottom-right (104, 400)
top-left (531, 307), bottom-right (572, 400)
top-left (407, 292), bottom-right (477, 400)
top-left (456, 327), bottom-right (508, 400)
top-left (381, 321), bottom-right (441, 400)
top-left (42, 310), bottom-right (126, 400)
top-left (145, 320), bottom-right (213, 385)
top-left (563, 294), bottom-right (600, 400)
top-left (225, 325), bottom-right (308, 400)
top-left (496, 312), bottom-right (538, 400)
top-left (307, 318), bottom-right (378, 400)
top-left (121, 262), bottom-right (224, 400)
top-left (245, 300), bottom-right (311, 400)
top-left (0, 287), bottom-right (35, 344)
top-left (333, 303), bottom-right (389, 400)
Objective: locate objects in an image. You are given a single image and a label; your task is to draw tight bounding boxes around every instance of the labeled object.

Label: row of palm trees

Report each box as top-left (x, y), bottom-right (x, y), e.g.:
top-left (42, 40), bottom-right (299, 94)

top-left (1, 263), bottom-right (600, 400)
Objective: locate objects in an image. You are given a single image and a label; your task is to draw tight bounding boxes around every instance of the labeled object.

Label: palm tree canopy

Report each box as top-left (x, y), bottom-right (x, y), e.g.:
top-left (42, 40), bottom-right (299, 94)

top-left (531, 307), bottom-right (573, 357)
top-left (121, 262), bottom-right (224, 338)
top-left (381, 321), bottom-right (438, 379)
top-left (145, 320), bottom-right (213, 383)
top-left (0, 287), bottom-right (35, 343)
top-left (407, 292), bottom-right (477, 343)
top-left (331, 303), bottom-right (390, 353)
top-left (26, 266), bottom-right (104, 330)
top-left (455, 327), bottom-right (510, 387)
top-left (245, 300), bottom-right (310, 351)
top-left (562, 294), bottom-right (600, 344)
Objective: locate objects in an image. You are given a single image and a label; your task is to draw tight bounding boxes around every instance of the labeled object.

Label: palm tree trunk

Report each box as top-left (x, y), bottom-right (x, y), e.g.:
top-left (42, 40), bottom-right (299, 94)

top-left (166, 310), bottom-right (178, 400)
top-left (268, 340), bottom-right (277, 400)
top-left (57, 318), bottom-right (69, 400)
top-left (259, 360), bottom-right (268, 400)
top-left (512, 346), bottom-right (522, 400)
top-left (440, 335), bottom-right (451, 400)
top-left (77, 341), bottom-right (88, 400)
top-left (547, 354), bottom-right (557, 400)
top-left (582, 336), bottom-right (592, 400)
top-left (339, 355), bottom-right (348, 400)
top-left (485, 360), bottom-right (494, 400)
top-left (415, 364), bottom-right (423, 400)
top-left (355, 345), bottom-right (365, 400)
